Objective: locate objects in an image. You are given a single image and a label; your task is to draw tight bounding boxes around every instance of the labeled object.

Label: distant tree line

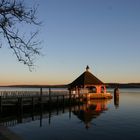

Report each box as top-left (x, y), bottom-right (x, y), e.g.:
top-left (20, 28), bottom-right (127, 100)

top-left (106, 83), bottom-right (140, 88)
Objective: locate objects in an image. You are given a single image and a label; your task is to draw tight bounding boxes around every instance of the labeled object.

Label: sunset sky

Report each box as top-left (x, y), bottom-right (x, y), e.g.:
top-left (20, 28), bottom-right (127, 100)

top-left (0, 0), bottom-right (140, 85)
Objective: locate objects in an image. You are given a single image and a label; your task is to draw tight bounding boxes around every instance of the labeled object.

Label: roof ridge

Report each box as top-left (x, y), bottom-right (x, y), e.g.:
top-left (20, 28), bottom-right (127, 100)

top-left (70, 70), bottom-right (104, 88)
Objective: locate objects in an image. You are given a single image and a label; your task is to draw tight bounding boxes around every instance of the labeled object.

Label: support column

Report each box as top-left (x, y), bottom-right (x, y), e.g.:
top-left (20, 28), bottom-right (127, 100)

top-left (78, 88), bottom-right (80, 96)
top-left (76, 86), bottom-right (78, 95)
top-left (68, 89), bottom-right (72, 105)
top-left (78, 88), bottom-right (80, 103)
top-left (104, 86), bottom-right (107, 93)
top-left (96, 86), bottom-right (101, 93)
top-left (0, 96), bottom-right (2, 113)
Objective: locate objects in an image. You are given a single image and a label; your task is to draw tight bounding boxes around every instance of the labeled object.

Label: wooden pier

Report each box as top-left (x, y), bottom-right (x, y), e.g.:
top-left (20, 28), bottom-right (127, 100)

top-left (0, 86), bottom-right (113, 115)
top-left (0, 87), bottom-right (85, 127)
top-left (0, 88), bottom-right (84, 114)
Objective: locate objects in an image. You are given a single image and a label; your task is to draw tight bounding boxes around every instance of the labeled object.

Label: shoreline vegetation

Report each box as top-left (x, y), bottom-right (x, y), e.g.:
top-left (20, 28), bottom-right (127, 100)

top-left (0, 83), bottom-right (140, 88)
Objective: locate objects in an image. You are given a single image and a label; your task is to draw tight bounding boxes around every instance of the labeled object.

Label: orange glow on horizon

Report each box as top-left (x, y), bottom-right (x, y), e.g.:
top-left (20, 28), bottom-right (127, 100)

top-left (0, 80), bottom-right (69, 86)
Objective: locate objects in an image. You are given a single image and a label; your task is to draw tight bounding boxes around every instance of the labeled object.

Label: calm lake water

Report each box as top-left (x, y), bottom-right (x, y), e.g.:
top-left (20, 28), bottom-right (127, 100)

top-left (4, 88), bottom-right (140, 140)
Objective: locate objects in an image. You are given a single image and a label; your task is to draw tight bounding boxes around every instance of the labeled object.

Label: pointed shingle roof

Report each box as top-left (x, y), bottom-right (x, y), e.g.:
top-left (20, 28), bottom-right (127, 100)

top-left (69, 70), bottom-right (104, 88)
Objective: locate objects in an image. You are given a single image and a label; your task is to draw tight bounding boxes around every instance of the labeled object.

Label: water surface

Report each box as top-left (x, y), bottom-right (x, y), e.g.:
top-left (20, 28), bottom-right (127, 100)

top-left (4, 88), bottom-right (140, 140)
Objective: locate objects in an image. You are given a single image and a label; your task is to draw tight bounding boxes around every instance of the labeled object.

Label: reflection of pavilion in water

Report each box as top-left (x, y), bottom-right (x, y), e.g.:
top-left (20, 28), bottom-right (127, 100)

top-left (0, 99), bottom-right (112, 128)
top-left (73, 100), bottom-right (111, 129)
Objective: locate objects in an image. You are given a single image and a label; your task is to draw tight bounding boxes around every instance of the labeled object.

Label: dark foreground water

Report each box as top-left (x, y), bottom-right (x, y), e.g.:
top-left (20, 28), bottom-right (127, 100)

top-left (6, 88), bottom-right (140, 140)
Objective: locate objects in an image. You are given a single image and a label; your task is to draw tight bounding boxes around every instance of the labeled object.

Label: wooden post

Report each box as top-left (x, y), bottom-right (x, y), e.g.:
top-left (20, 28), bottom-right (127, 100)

top-left (81, 94), bottom-right (84, 102)
top-left (73, 94), bottom-right (76, 103)
top-left (49, 88), bottom-right (51, 101)
top-left (48, 88), bottom-right (52, 109)
top-left (49, 88), bottom-right (51, 96)
top-left (56, 95), bottom-right (58, 104)
top-left (69, 89), bottom-right (71, 104)
top-left (56, 95), bottom-right (59, 115)
top-left (18, 97), bottom-right (23, 112)
top-left (78, 91), bottom-right (80, 104)
top-left (40, 87), bottom-right (43, 96)
top-left (32, 97), bottom-right (34, 109)
top-left (39, 88), bottom-right (43, 127)
top-left (114, 88), bottom-right (120, 109)
top-left (114, 88), bottom-right (120, 97)
top-left (40, 88), bottom-right (43, 109)
top-left (78, 88), bottom-right (80, 101)
top-left (62, 95), bottom-right (65, 105)
top-left (0, 96), bottom-right (2, 113)
top-left (114, 96), bottom-right (119, 109)
top-left (40, 87), bottom-right (42, 103)
top-left (62, 95), bottom-right (65, 113)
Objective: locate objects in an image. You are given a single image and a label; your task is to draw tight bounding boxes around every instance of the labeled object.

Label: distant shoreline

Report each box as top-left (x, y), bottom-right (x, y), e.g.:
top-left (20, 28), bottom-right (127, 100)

top-left (0, 84), bottom-right (68, 88)
top-left (106, 83), bottom-right (140, 88)
top-left (0, 83), bottom-right (140, 88)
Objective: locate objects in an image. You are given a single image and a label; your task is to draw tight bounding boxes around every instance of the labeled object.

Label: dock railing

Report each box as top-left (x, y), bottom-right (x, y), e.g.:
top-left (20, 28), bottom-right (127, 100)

top-left (0, 88), bottom-right (84, 114)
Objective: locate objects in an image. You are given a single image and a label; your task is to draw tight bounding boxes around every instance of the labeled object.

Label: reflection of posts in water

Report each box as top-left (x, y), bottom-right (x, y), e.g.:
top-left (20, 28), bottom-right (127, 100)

top-left (69, 105), bottom-right (72, 119)
top-left (48, 108), bottom-right (51, 125)
top-left (40, 92), bottom-right (43, 127)
top-left (62, 95), bottom-right (65, 113)
top-left (114, 88), bottom-right (120, 109)
top-left (0, 96), bottom-right (2, 113)
top-left (17, 112), bottom-right (23, 124)
top-left (40, 105), bottom-right (43, 127)
top-left (56, 96), bottom-right (59, 115)
top-left (31, 97), bottom-right (35, 121)
top-left (17, 97), bottom-right (23, 123)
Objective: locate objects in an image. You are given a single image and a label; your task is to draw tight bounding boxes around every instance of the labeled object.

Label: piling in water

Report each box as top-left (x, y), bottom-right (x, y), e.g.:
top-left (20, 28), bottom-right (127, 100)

top-left (114, 87), bottom-right (119, 97)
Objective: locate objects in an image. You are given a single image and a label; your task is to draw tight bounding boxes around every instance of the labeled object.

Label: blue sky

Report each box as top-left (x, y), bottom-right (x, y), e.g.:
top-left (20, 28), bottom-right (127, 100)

top-left (0, 0), bottom-right (140, 85)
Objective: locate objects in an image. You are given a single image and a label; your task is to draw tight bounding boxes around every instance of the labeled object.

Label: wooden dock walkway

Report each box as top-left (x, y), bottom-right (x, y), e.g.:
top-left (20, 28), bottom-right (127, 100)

top-left (0, 88), bottom-right (84, 114)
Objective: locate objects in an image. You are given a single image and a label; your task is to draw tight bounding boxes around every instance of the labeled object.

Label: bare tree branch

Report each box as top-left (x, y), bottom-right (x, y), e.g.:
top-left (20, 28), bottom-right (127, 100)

top-left (0, 0), bottom-right (41, 70)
